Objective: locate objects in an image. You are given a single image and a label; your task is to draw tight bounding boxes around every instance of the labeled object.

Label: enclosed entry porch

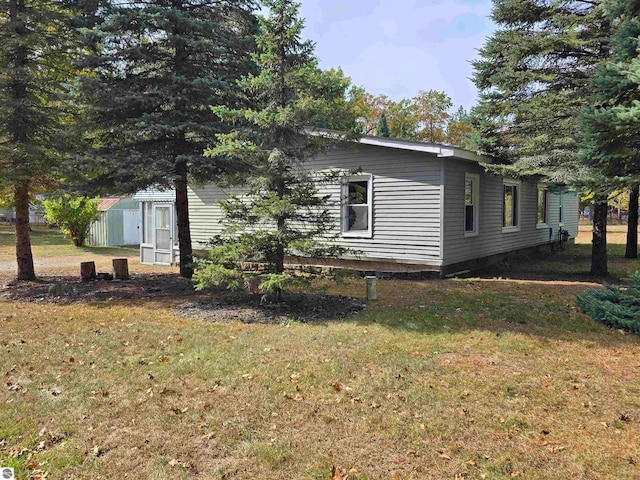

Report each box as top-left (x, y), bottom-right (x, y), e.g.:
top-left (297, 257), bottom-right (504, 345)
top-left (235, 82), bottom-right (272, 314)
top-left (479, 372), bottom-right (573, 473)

top-left (135, 189), bottom-right (180, 266)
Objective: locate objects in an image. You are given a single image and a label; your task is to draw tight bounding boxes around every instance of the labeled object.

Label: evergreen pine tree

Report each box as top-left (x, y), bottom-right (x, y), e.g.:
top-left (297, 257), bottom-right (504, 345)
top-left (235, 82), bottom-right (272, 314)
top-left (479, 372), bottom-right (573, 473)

top-left (0, 0), bottom-right (86, 280)
top-left (376, 113), bottom-right (390, 137)
top-left (471, 0), bottom-right (611, 275)
top-left (580, 0), bottom-right (640, 259)
top-left (194, 0), bottom-right (355, 300)
top-left (79, 0), bottom-right (257, 278)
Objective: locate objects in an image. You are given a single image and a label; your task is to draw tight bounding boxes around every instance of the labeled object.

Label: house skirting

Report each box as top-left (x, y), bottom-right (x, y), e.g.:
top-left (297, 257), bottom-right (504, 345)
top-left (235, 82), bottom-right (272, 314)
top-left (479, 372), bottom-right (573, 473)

top-left (439, 239), bottom-right (575, 277)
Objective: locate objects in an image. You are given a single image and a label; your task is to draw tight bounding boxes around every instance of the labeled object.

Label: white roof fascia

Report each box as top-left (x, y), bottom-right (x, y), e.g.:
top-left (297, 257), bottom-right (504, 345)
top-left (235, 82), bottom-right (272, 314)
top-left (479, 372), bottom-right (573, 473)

top-left (307, 127), bottom-right (492, 164)
top-left (358, 136), bottom-right (443, 155)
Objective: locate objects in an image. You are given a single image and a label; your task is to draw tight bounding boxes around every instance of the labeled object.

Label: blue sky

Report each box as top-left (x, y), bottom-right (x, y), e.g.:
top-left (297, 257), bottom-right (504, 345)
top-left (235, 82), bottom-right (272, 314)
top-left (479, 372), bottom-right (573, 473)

top-left (298, 0), bottom-right (495, 112)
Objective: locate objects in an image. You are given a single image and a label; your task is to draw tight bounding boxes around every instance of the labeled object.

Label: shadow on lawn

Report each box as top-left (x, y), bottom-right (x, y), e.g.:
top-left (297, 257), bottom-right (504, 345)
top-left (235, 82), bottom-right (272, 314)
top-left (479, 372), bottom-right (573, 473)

top-left (471, 243), bottom-right (640, 283)
top-left (350, 278), bottom-right (640, 347)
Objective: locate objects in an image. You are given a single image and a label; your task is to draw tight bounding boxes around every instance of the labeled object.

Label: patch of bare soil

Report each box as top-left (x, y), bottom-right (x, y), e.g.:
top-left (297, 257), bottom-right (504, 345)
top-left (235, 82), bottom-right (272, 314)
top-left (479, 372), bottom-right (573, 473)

top-left (173, 293), bottom-right (367, 324)
top-left (0, 273), bottom-right (196, 303)
top-left (0, 273), bottom-right (366, 323)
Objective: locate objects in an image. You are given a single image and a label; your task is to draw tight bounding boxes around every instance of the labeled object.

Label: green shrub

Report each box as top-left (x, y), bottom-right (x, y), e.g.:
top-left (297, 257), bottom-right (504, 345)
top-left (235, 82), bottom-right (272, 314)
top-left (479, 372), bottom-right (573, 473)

top-left (576, 273), bottom-right (640, 334)
top-left (42, 195), bottom-right (101, 247)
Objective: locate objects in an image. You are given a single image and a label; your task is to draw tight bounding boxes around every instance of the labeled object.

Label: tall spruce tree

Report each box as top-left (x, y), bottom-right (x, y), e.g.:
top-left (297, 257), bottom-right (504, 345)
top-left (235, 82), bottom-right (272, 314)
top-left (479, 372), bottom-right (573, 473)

top-left (0, 0), bottom-right (86, 280)
top-left (580, 0), bottom-right (640, 259)
top-left (472, 0), bottom-right (611, 275)
top-left (194, 0), bottom-right (355, 300)
top-left (80, 0), bottom-right (257, 278)
top-left (376, 113), bottom-right (390, 137)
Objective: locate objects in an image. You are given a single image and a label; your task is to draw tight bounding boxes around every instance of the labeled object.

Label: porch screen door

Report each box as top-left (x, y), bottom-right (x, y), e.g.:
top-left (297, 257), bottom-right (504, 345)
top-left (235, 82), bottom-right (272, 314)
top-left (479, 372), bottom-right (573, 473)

top-left (154, 205), bottom-right (172, 265)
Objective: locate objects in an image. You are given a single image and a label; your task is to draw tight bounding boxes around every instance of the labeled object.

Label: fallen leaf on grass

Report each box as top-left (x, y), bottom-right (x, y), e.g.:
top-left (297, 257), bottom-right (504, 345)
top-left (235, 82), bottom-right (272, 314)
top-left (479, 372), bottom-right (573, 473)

top-left (437, 451), bottom-right (451, 460)
top-left (283, 393), bottom-right (304, 401)
top-left (547, 445), bottom-right (566, 453)
top-left (331, 465), bottom-right (348, 480)
top-left (168, 458), bottom-right (191, 468)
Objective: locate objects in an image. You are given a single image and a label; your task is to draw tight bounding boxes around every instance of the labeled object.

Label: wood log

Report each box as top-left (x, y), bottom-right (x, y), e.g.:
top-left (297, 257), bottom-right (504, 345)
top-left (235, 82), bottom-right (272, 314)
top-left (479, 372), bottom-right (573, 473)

top-left (112, 258), bottom-right (130, 280)
top-left (97, 272), bottom-right (113, 281)
top-left (80, 261), bottom-right (96, 282)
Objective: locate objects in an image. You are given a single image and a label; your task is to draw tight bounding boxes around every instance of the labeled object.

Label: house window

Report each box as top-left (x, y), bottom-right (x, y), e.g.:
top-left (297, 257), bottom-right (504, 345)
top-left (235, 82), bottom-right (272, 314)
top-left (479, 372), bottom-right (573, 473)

top-left (342, 175), bottom-right (372, 237)
top-left (558, 193), bottom-right (564, 225)
top-left (537, 185), bottom-right (549, 226)
top-left (502, 180), bottom-right (520, 231)
top-left (464, 173), bottom-right (479, 236)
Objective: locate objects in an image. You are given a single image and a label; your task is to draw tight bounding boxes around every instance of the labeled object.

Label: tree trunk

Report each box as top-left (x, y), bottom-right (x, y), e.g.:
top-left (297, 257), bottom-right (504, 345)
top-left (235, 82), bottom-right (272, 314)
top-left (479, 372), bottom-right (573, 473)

top-left (174, 162), bottom-right (193, 278)
top-left (10, 1), bottom-right (34, 281)
top-left (14, 183), bottom-right (35, 281)
top-left (625, 185), bottom-right (638, 259)
top-left (591, 200), bottom-right (608, 276)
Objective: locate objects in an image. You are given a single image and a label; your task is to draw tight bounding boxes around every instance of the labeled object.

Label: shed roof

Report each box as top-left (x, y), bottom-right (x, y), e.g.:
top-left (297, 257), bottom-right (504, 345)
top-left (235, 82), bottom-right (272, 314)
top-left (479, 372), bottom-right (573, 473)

top-left (97, 197), bottom-right (123, 211)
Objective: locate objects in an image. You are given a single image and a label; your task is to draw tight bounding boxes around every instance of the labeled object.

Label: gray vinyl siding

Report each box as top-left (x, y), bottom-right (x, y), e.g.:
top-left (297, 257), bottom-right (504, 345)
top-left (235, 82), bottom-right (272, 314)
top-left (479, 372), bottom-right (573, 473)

top-left (442, 160), bottom-right (580, 266)
top-left (188, 143), bottom-right (443, 265)
top-left (188, 187), bottom-right (228, 247)
top-left (559, 192), bottom-right (579, 239)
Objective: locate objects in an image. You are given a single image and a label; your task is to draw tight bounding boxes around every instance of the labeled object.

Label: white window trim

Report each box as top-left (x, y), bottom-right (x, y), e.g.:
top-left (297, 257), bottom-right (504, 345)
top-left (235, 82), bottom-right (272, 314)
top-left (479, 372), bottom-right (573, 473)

top-left (558, 192), bottom-right (565, 227)
top-left (502, 179), bottom-right (521, 233)
top-left (341, 174), bottom-right (373, 239)
top-left (464, 173), bottom-right (480, 237)
top-left (536, 184), bottom-right (550, 229)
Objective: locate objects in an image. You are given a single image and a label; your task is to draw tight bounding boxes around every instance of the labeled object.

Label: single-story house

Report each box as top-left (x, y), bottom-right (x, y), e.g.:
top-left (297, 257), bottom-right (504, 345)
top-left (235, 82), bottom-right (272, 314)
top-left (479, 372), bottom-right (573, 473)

top-left (138, 136), bottom-right (580, 276)
top-left (134, 188), bottom-right (179, 265)
top-left (88, 196), bottom-right (141, 246)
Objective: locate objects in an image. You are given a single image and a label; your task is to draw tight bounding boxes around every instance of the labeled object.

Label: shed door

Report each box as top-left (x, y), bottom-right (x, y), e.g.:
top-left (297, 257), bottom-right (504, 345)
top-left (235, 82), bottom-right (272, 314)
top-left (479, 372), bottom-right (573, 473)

top-left (153, 205), bottom-right (173, 265)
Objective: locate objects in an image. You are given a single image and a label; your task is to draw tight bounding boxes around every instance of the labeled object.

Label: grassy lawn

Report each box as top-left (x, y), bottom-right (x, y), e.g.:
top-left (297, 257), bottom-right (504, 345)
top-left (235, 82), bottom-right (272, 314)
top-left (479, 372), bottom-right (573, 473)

top-left (1, 227), bottom-right (640, 479)
top-left (0, 225), bottom-right (139, 263)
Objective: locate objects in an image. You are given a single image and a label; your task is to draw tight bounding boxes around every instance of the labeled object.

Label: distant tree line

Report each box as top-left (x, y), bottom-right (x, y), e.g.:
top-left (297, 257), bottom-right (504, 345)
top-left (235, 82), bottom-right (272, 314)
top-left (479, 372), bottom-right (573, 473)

top-left (352, 89), bottom-right (475, 148)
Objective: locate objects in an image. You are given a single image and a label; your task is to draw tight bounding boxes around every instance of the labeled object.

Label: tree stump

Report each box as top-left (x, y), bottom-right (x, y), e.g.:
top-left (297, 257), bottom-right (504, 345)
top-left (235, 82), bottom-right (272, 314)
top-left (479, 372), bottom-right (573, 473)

top-left (112, 258), bottom-right (130, 280)
top-left (80, 261), bottom-right (96, 282)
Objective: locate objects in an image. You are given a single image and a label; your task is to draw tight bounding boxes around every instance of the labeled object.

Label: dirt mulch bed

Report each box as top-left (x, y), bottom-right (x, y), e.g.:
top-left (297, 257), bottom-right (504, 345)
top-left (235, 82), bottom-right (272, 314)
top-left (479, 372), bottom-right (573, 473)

top-left (0, 273), bottom-right (367, 323)
top-left (173, 293), bottom-right (367, 324)
top-left (0, 273), bottom-right (196, 303)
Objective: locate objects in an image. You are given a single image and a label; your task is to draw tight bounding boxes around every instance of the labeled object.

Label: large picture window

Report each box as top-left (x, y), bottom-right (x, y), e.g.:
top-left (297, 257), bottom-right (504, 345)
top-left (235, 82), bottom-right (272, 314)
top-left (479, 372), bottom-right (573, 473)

top-left (537, 185), bottom-right (549, 226)
top-left (342, 175), bottom-right (372, 237)
top-left (464, 173), bottom-right (479, 236)
top-left (503, 180), bottom-right (520, 231)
